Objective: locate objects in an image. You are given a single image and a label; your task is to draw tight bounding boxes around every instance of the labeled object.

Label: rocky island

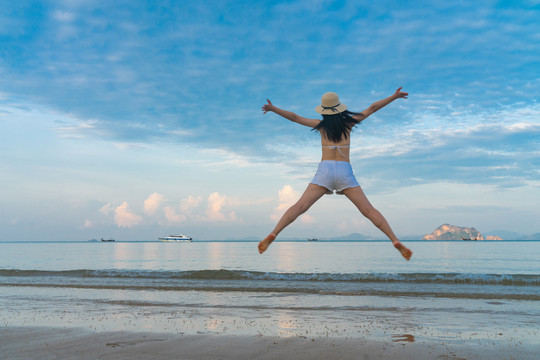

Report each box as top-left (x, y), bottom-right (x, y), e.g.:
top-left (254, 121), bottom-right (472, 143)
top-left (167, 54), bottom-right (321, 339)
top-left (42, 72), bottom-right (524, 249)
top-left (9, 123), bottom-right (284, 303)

top-left (423, 224), bottom-right (503, 241)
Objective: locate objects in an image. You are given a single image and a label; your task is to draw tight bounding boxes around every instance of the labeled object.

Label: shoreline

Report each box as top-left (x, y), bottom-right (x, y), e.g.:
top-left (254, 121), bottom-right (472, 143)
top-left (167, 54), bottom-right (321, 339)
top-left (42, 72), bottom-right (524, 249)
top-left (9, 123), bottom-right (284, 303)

top-left (2, 326), bottom-right (538, 360)
top-left (2, 239), bottom-right (540, 243)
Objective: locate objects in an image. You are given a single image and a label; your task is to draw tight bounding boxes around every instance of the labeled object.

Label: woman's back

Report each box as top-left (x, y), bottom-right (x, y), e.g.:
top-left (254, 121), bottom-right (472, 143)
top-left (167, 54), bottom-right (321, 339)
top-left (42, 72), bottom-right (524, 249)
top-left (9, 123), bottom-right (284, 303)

top-left (319, 129), bottom-right (351, 161)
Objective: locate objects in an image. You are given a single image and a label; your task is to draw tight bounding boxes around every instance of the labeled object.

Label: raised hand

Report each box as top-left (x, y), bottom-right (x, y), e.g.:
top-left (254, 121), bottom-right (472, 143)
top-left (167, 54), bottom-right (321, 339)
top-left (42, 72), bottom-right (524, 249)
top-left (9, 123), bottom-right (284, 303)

top-left (394, 87), bottom-right (408, 99)
top-left (261, 99), bottom-right (275, 114)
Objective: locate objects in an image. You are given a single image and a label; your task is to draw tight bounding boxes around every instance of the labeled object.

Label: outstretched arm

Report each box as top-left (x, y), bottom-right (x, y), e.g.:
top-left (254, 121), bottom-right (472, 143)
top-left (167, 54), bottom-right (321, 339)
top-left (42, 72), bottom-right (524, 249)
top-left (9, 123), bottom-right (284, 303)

top-left (352, 87), bottom-right (408, 122)
top-left (262, 100), bottom-right (321, 128)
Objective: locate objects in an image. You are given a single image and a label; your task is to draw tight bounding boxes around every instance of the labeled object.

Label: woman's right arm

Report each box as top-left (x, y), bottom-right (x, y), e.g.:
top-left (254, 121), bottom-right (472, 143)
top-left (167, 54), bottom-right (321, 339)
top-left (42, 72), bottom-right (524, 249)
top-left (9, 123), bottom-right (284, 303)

top-left (262, 100), bottom-right (321, 128)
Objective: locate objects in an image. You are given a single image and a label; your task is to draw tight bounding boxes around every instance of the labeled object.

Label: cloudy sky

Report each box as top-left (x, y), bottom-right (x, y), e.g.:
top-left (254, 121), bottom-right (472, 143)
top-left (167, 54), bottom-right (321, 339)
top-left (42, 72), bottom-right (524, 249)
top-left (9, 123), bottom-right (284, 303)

top-left (1, 0), bottom-right (539, 241)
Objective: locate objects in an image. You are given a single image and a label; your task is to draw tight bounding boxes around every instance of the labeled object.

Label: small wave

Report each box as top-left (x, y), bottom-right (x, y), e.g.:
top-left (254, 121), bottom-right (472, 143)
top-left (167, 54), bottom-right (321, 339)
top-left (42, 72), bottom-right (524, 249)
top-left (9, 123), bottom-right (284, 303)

top-left (0, 269), bottom-right (538, 286)
top-left (4, 282), bottom-right (540, 301)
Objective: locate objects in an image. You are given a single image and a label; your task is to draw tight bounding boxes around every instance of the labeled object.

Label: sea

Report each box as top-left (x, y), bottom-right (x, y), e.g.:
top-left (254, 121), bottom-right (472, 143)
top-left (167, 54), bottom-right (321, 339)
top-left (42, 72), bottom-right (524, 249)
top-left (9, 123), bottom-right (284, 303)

top-left (1, 240), bottom-right (539, 353)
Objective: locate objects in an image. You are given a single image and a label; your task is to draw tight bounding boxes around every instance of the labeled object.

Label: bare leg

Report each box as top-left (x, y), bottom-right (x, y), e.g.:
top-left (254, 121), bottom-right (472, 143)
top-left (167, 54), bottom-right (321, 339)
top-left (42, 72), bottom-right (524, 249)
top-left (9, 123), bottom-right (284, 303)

top-left (341, 186), bottom-right (412, 260)
top-left (258, 184), bottom-right (328, 254)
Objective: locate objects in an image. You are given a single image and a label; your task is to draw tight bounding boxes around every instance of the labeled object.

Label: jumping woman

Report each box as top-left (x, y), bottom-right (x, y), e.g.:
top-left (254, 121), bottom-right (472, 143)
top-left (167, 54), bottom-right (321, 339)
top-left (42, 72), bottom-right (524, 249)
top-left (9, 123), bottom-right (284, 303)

top-left (258, 88), bottom-right (413, 260)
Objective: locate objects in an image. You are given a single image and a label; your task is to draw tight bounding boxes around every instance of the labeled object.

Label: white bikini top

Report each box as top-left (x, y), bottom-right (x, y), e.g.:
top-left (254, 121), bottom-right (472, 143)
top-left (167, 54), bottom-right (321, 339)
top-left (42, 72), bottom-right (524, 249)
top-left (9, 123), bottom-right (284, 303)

top-left (322, 144), bottom-right (350, 157)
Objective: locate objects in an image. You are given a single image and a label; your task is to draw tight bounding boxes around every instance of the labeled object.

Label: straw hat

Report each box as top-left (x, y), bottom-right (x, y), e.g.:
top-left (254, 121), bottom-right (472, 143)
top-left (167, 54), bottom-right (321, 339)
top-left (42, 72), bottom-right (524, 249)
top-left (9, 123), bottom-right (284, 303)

top-left (315, 92), bottom-right (347, 115)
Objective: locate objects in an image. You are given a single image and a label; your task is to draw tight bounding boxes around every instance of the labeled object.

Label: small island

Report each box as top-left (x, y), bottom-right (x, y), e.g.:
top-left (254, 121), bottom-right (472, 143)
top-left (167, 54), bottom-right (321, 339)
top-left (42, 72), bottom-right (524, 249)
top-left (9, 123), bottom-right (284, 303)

top-left (423, 224), bottom-right (503, 241)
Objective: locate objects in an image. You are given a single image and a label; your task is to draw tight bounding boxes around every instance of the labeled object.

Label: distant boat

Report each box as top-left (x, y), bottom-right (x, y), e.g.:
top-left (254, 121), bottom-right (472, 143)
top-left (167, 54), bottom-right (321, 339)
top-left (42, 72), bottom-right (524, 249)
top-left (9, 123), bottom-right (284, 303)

top-left (307, 238), bottom-right (318, 241)
top-left (159, 234), bottom-right (192, 242)
top-left (100, 238), bottom-right (115, 242)
top-left (462, 237), bottom-right (479, 241)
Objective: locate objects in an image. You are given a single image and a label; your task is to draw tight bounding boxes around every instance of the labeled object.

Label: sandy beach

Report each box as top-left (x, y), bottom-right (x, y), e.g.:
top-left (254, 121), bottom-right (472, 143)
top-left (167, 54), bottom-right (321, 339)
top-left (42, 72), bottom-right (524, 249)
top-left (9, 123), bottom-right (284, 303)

top-left (2, 326), bottom-right (537, 360)
top-left (2, 241), bottom-right (539, 359)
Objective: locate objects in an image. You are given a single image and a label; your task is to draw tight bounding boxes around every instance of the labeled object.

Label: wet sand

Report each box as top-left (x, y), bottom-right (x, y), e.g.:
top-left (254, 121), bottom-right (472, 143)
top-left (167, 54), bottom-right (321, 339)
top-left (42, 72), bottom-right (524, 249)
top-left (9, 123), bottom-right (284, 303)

top-left (1, 326), bottom-right (537, 360)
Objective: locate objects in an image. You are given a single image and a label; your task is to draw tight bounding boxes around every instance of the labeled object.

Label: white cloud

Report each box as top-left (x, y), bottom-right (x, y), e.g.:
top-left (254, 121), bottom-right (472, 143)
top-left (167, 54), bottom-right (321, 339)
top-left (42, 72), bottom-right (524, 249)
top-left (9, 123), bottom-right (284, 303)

top-left (143, 193), bottom-right (244, 224)
top-left (201, 148), bottom-right (263, 168)
top-left (228, 211), bottom-right (239, 221)
top-left (99, 202), bottom-right (113, 215)
top-left (226, 196), bottom-right (274, 207)
top-left (180, 195), bottom-right (202, 213)
top-left (270, 185), bottom-right (314, 224)
top-left (271, 185), bottom-right (300, 222)
top-left (52, 10), bottom-right (75, 22)
top-left (83, 219), bottom-right (93, 228)
top-left (206, 192), bottom-right (228, 221)
top-left (163, 206), bottom-right (186, 223)
top-left (114, 202), bottom-right (142, 228)
top-left (113, 142), bottom-right (148, 150)
top-left (158, 193), bottom-right (240, 223)
top-left (341, 101), bottom-right (540, 192)
top-left (54, 120), bottom-right (98, 139)
top-left (201, 192), bottom-right (239, 222)
top-left (144, 193), bottom-right (163, 215)
top-left (300, 214), bottom-right (315, 224)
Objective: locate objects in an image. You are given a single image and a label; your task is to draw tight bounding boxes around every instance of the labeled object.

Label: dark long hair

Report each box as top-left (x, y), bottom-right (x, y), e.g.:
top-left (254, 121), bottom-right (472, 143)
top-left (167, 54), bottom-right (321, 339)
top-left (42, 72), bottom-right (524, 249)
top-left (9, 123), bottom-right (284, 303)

top-left (312, 110), bottom-right (362, 142)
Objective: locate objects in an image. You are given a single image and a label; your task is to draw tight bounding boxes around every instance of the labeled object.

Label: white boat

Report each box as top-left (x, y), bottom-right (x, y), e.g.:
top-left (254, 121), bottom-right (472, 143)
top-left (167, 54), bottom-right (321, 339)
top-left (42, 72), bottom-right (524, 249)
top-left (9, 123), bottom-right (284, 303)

top-left (159, 234), bottom-right (193, 242)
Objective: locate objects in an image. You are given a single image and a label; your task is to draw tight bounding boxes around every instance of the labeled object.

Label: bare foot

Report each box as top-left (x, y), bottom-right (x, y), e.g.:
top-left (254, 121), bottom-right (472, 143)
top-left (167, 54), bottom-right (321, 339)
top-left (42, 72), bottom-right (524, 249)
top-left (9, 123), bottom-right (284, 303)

top-left (258, 233), bottom-right (276, 254)
top-left (393, 241), bottom-right (413, 261)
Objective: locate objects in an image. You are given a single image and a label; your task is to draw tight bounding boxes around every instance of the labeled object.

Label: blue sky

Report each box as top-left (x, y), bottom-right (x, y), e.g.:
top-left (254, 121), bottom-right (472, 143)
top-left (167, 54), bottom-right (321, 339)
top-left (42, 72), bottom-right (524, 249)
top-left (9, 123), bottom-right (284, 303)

top-left (1, 0), bottom-right (539, 241)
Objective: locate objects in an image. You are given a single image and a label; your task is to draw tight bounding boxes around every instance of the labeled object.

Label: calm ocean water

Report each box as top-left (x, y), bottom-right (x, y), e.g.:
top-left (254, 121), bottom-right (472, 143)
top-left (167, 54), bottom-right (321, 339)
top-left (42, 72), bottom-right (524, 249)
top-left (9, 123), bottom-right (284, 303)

top-left (1, 240), bottom-right (539, 349)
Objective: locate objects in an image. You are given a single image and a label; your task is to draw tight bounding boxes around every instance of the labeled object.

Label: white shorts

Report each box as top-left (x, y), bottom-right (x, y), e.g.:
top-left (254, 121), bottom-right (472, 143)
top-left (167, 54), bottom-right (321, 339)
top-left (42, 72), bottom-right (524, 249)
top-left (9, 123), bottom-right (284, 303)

top-left (310, 160), bottom-right (360, 195)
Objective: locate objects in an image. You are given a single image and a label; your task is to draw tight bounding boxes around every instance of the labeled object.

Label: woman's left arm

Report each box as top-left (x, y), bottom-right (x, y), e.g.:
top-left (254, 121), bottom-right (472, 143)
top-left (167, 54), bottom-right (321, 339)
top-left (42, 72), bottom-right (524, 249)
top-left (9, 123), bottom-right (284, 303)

top-left (353, 87), bottom-right (408, 122)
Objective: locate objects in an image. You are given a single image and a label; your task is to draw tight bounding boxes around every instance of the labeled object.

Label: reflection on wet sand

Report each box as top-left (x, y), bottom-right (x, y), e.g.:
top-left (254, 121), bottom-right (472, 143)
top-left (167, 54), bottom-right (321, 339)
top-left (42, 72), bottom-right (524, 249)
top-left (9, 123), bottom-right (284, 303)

top-left (392, 334), bottom-right (415, 343)
top-left (277, 315), bottom-right (299, 337)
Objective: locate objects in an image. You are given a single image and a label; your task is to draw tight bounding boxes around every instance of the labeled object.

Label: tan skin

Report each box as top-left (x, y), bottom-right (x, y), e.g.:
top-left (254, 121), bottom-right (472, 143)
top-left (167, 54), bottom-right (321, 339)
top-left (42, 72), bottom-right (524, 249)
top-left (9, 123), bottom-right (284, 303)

top-left (258, 87), bottom-right (413, 261)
